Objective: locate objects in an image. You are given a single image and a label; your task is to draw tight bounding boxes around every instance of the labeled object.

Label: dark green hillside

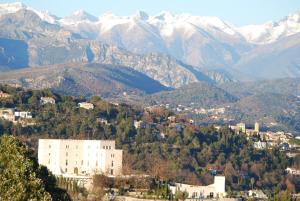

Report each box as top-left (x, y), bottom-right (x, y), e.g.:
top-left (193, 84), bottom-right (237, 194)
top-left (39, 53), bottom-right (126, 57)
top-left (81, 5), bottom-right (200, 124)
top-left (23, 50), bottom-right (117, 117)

top-left (149, 81), bottom-right (238, 107)
top-left (221, 78), bottom-right (300, 98)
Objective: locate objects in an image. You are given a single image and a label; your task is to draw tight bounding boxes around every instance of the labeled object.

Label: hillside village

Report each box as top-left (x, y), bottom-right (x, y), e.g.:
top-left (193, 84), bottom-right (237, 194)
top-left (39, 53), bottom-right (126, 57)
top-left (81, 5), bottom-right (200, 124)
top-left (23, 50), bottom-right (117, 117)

top-left (0, 85), bottom-right (300, 200)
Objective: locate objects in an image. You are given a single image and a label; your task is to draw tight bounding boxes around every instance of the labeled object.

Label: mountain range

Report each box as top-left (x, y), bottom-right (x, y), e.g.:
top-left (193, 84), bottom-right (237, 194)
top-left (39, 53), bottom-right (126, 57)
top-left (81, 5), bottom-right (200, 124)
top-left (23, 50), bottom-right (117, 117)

top-left (0, 2), bottom-right (300, 88)
top-left (1, 2), bottom-right (300, 132)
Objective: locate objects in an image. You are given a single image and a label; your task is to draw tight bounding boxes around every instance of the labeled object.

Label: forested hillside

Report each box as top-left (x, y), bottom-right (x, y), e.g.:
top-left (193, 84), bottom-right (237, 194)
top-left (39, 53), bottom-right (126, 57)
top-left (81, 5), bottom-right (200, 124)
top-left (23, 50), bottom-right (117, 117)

top-left (0, 84), bottom-right (298, 197)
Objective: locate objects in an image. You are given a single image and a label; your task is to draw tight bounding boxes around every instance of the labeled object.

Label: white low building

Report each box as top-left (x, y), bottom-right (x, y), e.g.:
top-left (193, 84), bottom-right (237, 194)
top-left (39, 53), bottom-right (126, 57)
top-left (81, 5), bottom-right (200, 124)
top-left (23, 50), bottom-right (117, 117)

top-left (38, 139), bottom-right (122, 177)
top-left (254, 141), bottom-right (267, 150)
top-left (286, 167), bottom-right (300, 175)
top-left (78, 102), bottom-right (94, 110)
top-left (248, 190), bottom-right (268, 199)
top-left (170, 176), bottom-right (226, 199)
top-left (15, 111), bottom-right (32, 119)
top-left (40, 97), bottom-right (56, 105)
top-left (0, 108), bottom-right (15, 122)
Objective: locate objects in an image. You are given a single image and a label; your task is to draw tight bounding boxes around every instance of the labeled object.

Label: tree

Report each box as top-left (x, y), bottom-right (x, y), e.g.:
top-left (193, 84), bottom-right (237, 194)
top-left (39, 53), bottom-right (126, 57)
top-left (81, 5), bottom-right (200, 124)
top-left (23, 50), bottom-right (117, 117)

top-left (250, 177), bottom-right (255, 190)
top-left (175, 189), bottom-right (188, 201)
top-left (0, 135), bottom-right (51, 200)
top-left (0, 135), bottom-right (70, 201)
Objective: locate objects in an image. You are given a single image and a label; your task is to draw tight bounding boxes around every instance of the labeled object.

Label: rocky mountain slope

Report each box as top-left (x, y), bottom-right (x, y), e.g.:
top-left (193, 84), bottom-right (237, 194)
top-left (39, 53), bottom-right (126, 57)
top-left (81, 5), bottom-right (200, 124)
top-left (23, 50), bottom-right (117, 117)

top-left (0, 63), bottom-right (169, 97)
top-left (0, 8), bottom-right (232, 88)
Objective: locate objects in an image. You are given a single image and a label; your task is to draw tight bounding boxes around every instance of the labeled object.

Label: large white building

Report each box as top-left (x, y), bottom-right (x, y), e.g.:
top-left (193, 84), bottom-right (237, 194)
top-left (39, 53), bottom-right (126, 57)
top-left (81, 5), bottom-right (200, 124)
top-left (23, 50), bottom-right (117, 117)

top-left (170, 176), bottom-right (226, 199)
top-left (38, 139), bottom-right (123, 177)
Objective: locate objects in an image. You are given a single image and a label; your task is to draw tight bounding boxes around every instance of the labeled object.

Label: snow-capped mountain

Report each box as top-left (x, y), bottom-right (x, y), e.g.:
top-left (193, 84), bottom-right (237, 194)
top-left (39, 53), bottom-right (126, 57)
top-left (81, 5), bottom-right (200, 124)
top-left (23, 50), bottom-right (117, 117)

top-left (238, 11), bottom-right (300, 44)
top-left (59, 10), bottom-right (249, 69)
top-left (60, 10), bottom-right (98, 25)
top-left (0, 2), bottom-right (300, 84)
top-left (0, 2), bottom-right (59, 24)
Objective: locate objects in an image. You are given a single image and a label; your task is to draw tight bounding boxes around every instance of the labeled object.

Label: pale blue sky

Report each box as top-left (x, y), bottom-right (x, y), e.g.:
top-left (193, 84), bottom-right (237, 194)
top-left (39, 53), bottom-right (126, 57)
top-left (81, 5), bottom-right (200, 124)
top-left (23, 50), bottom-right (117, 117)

top-left (1, 0), bottom-right (300, 26)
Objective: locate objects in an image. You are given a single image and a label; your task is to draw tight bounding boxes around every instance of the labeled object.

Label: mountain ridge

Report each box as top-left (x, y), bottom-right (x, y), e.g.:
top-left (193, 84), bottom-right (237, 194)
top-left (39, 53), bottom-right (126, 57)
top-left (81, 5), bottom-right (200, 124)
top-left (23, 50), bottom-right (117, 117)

top-left (0, 3), bottom-right (300, 88)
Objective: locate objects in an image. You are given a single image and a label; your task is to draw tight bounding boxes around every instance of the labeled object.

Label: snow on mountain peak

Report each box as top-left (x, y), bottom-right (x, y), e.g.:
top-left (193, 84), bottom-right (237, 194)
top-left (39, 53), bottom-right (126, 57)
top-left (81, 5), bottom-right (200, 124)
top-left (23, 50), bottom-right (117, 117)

top-left (238, 11), bottom-right (300, 44)
top-left (60, 9), bottom-right (98, 25)
top-left (154, 11), bottom-right (174, 22)
top-left (0, 2), bottom-right (26, 15)
top-left (133, 10), bottom-right (149, 21)
top-left (0, 2), bottom-right (59, 24)
top-left (287, 11), bottom-right (300, 22)
top-left (0, 3), bottom-right (299, 45)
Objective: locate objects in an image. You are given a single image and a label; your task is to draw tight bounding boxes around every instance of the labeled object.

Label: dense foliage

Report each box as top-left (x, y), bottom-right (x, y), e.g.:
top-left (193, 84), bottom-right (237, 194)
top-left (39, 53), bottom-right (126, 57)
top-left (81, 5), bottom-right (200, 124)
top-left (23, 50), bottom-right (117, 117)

top-left (0, 135), bottom-right (70, 201)
top-left (0, 85), bottom-right (298, 196)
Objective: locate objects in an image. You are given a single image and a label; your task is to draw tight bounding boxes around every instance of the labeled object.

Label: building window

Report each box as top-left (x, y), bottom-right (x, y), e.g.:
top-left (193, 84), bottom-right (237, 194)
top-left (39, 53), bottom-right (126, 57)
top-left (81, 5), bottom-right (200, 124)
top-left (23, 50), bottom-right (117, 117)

top-left (66, 145), bottom-right (69, 149)
top-left (66, 152), bottom-right (68, 157)
top-left (110, 169), bottom-right (114, 175)
top-left (109, 146), bottom-right (111, 149)
top-left (66, 160), bottom-right (68, 166)
top-left (48, 153), bottom-right (51, 156)
top-left (103, 146), bottom-right (105, 149)
top-left (49, 145), bottom-right (51, 149)
top-left (65, 168), bottom-right (67, 172)
top-left (111, 161), bottom-right (114, 167)
top-left (48, 159), bottom-right (50, 164)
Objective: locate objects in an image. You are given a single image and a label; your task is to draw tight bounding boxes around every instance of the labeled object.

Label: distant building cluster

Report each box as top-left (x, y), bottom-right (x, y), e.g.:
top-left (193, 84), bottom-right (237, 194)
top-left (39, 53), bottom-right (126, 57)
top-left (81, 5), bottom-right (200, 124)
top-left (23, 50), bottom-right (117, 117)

top-left (0, 108), bottom-right (33, 125)
top-left (229, 122), bottom-right (292, 150)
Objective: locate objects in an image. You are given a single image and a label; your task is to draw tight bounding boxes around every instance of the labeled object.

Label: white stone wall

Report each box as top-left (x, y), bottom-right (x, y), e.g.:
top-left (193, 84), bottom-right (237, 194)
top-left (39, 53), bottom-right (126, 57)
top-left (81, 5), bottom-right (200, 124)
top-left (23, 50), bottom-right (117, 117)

top-left (170, 176), bottom-right (226, 199)
top-left (38, 139), bottom-right (122, 177)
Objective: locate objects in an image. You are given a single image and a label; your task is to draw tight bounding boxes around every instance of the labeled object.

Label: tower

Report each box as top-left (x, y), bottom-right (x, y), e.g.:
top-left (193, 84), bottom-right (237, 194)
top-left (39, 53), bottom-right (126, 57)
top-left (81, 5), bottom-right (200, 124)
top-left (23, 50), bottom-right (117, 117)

top-left (254, 122), bottom-right (260, 133)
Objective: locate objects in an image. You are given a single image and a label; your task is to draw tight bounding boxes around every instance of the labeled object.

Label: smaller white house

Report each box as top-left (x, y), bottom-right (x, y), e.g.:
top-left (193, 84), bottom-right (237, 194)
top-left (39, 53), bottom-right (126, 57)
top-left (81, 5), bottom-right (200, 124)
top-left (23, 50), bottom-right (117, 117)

top-left (170, 176), bottom-right (226, 199)
top-left (168, 116), bottom-right (177, 123)
top-left (254, 141), bottom-right (267, 150)
top-left (15, 111), bottom-right (32, 119)
top-left (40, 97), bottom-right (56, 105)
top-left (0, 108), bottom-right (15, 122)
top-left (286, 167), bottom-right (300, 175)
top-left (248, 190), bottom-right (268, 199)
top-left (78, 102), bottom-right (94, 110)
top-left (0, 91), bottom-right (11, 98)
top-left (97, 118), bottom-right (109, 125)
top-left (134, 120), bottom-right (146, 129)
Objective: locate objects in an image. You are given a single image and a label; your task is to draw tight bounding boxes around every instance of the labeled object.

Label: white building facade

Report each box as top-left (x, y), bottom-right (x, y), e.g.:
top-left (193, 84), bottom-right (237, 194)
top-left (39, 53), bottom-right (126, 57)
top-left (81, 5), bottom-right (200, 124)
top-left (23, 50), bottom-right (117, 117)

top-left (170, 176), bottom-right (226, 199)
top-left (38, 139), bottom-right (122, 177)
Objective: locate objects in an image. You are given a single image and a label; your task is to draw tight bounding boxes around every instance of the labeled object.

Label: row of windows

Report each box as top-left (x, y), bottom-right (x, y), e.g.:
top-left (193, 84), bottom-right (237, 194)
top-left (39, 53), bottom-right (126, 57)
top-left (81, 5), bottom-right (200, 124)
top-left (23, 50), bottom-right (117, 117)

top-left (63, 168), bottom-right (115, 175)
top-left (48, 152), bottom-right (116, 159)
top-left (48, 144), bottom-right (113, 149)
top-left (48, 159), bottom-right (114, 168)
